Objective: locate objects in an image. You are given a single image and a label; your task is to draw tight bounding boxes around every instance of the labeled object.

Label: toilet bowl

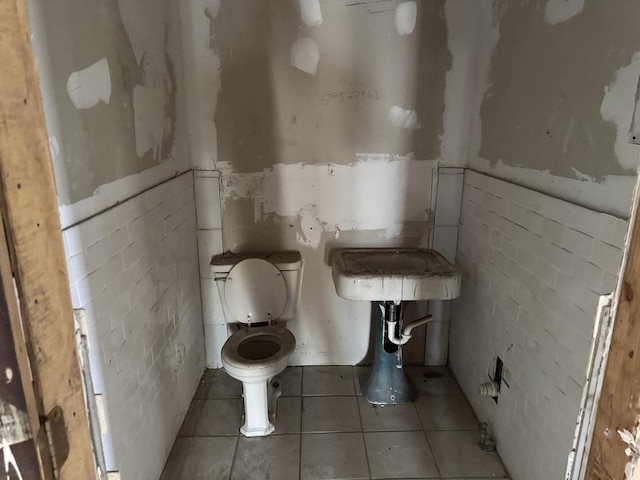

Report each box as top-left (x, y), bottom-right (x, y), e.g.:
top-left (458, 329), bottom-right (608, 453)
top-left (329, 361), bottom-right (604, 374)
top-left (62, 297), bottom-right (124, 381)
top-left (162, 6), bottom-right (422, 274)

top-left (212, 252), bottom-right (302, 437)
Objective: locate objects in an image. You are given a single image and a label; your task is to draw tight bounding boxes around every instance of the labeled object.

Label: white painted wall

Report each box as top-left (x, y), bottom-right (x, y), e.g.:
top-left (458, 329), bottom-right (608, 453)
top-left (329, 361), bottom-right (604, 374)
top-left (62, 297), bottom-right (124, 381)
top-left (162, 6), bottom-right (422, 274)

top-left (450, 171), bottom-right (627, 480)
top-left (63, 174), bottom-right (203, 479)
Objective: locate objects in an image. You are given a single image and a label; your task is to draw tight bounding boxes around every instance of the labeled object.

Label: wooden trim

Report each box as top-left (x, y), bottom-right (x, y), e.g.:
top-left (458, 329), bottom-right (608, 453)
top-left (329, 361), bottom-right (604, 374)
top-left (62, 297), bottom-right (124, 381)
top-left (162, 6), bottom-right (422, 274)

top-left (0, 0), bottom-right (96, 478)
top-left (585, 208), bottom-right (640, 478)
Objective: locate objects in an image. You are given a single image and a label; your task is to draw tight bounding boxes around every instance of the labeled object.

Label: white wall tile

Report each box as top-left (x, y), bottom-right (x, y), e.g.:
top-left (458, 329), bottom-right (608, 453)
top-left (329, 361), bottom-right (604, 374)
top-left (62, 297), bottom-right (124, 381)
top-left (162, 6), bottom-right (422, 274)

top-left (432, 226), bottom-right (458, 264)
top-left (451, 170), bottom-right (627, 480)
top-left (63, 176), bottom-right (203, 477)
top-left (201, 277), bottom-right (226, 325)
top-left (197, 229), bottom-right (223, 278)
top-left (194, 172), bottom-right (222, 229)
top-left (205, 324), bottom-right (228, 368)
top-left (434, 170), bottom-right (464, 226)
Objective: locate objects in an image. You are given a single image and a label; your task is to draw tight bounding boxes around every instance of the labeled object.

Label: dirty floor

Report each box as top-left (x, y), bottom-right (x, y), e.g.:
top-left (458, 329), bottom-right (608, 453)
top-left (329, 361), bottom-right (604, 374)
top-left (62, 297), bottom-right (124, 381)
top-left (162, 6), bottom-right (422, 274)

top-left (161, 366), bottom-right (509, 479)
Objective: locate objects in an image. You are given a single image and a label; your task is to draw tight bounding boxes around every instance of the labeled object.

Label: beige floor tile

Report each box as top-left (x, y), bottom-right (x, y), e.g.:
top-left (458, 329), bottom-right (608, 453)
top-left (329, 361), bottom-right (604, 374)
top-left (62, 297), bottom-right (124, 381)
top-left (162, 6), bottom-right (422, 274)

top-left (414, 395), bottom-right (479, 431)
top-left (428, 431), bottom-right (508, 478)
top-left (278, 366), bottom-right (302, 396)
top-left (231, 434), bottom-right (300, 480)
top-left (161, 437), bottom-right (237, 480)
top-left (358, 397), bottom-right (422, 432)
top-left (275, 396), bottom-right (301, 434)
top-left (365, 431), bottom-right (439, 479)
top-left (302, 396), bottom-right (361, 433)
top-left (301, 433), bottom-right (369, 480)
top-left (303, 366), bottom-right (355, 395)
top-left (406, 367), bottom-right (463, 395)
top-left (193, 368), bottom-right (242, 399)
top-left (179, 398), bottom-right (243, 436)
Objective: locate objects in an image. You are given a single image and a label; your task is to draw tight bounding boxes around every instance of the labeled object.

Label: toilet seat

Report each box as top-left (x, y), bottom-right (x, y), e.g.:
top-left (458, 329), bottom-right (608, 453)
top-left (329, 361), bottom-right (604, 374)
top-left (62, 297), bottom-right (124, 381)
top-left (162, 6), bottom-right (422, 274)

top-left (221, 325), bottom-right (295, 372)
top-left (225, 259), bottom-right (287, 324)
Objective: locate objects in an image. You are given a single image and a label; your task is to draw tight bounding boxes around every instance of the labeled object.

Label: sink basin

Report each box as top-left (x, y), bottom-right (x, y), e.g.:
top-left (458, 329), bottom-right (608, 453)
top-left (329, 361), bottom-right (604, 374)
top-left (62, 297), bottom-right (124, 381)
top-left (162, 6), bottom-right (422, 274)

top-left (331, 248), bottom-right (461, 301)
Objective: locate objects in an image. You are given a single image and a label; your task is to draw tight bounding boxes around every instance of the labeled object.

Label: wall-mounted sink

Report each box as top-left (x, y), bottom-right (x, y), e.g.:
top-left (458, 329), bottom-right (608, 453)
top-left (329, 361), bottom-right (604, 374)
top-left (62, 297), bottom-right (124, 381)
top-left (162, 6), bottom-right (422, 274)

top-left (331, 248), bottom-right (461, 302)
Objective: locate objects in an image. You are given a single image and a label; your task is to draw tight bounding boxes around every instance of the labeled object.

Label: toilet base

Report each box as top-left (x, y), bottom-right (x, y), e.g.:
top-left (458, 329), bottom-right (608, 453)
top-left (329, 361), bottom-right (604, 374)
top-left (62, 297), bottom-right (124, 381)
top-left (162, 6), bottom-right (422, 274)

top-left (238, 375), bottom-right (283, 437)
top-left (361, 301), bottom-right (416, 405)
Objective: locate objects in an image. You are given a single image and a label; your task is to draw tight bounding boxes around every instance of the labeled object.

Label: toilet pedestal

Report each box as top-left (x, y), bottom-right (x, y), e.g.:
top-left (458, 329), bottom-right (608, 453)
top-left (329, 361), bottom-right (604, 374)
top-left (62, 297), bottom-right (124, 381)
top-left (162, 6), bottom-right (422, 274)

top-left (361, 301), bottom-right (416, 405)
top-left (240, 379), bottom-right (275, 437)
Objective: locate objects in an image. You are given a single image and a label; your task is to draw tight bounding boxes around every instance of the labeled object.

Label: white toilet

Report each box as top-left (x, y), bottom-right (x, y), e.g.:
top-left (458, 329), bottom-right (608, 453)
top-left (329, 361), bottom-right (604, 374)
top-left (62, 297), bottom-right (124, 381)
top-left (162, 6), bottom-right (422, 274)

top-left (211, 251), bottom-right (302, 437)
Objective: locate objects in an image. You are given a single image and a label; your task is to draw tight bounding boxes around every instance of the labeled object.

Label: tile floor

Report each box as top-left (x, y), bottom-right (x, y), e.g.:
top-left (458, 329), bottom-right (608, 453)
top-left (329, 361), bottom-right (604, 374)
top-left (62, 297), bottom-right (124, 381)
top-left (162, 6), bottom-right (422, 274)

top-left (161, 366), bottom-right (509, 480)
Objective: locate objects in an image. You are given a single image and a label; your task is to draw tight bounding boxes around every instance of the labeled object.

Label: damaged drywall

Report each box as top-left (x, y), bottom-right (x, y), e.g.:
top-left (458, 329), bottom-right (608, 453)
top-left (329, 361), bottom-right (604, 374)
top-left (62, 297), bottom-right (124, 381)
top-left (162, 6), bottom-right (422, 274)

top-left (441, 0), bottom-right (498, 166)
top-left (66, 57), bottom-right (112, 110)
top-left (478, 0), bottom-right (640, 183)
top-left (218, 155), bottom-right (435, 248)
top-left (28, 0), bottom-right (188, 207)
top-left (469, 0), bottom-right (640, 218)
top-left (213, 0), bottom-right (450, 172)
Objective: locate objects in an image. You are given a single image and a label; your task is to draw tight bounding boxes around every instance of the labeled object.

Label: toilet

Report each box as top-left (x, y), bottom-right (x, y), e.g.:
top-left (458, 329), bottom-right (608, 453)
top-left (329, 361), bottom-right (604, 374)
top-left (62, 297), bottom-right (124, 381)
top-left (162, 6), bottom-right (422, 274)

top-left (211, 251), bottom-right (302, 437)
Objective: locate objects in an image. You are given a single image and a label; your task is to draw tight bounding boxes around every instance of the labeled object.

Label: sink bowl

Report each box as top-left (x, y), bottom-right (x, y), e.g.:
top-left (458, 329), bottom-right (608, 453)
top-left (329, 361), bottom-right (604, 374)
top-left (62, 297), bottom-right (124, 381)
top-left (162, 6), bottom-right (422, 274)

top-left (331, 248), bottom-right (461, 301)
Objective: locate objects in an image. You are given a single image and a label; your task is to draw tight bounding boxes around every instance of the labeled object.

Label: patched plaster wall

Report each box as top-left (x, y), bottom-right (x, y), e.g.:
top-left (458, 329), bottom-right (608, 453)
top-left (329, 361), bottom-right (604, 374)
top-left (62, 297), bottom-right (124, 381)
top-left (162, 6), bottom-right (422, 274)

top-left (470, 0), bottom-right (640, 218)
top-left (194, 0), bottom-right (457, 366)
top-left (27, 0), bottom-right (191, 227)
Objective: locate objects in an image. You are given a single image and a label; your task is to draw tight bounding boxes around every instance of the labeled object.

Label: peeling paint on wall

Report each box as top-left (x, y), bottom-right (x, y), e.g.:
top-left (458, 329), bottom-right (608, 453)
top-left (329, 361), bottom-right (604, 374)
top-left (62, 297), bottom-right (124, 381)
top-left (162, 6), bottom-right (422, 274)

top-left (600, 52), bottom-right (640, 171)
top-left (618, 426), bottom-right (640, 480)
top-left (544, 0), bottom-right (585, 25)
top-left (219, 155), bottom-right (434, 248)
top-left (66, 57), bottom-right (111, 109)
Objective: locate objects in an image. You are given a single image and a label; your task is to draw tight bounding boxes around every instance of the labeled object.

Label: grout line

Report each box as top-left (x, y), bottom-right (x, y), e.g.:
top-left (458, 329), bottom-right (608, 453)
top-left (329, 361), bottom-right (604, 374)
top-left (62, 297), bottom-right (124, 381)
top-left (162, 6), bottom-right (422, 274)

top-left (298, 367), bottom-right (304, 480)
top-left (227, 434), bottom-right (240, 480)
top-left (353, 367), bottom-right (373, 480)
top-left (412, 387), bottom-right (443, 479)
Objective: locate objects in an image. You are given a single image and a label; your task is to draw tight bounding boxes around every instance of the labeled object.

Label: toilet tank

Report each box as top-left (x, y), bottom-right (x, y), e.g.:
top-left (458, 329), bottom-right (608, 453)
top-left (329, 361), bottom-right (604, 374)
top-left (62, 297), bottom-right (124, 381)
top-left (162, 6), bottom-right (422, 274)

top-left (211, 251), bottom-right (303, 322)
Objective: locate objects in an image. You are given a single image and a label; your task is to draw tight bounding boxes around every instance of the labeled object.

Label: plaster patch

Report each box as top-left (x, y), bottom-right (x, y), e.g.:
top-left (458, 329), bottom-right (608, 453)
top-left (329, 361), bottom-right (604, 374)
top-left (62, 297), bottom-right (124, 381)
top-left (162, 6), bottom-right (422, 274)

top-left (296, 205), bottom-right (324, 248)
top-left (290, 37), bottom-right (320, 75)
top-left (544, 0), bottom-right (585, 25)
top-left (388, 106), bottom-right (420, 130)
top-left (470, 156), bottom-right (636, 219)
top-left (205, 0), bottom-right (220, 19)
top-left (133, 59), bottom-right (172, 160)
top-left (395, 2), bottom-right (417, 35)
top-left (600, 52), bottom-right (640, 171)
top-left (442, 0), bottom-right (498, 165)
top-left (218, 155), bottom-right (435, 247)
top-left (66, 57), bottom-right (111, 109)
top-left (299, 0), bottom-right (322, 26)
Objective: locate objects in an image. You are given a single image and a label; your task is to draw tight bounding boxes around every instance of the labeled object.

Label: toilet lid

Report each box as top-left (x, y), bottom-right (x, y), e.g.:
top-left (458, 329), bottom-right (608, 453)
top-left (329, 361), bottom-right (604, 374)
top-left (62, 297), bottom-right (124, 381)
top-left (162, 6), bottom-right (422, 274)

top-left (225, 258), bottom-right (287, 324)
